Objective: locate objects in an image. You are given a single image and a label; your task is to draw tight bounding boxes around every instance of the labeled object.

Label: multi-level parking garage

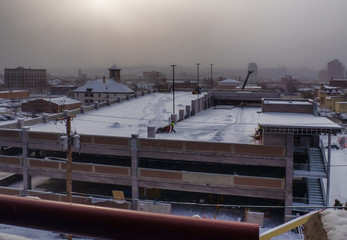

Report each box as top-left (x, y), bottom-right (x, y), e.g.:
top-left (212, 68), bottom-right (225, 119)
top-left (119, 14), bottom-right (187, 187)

top-left (0, 91), bottom-right (341, 221)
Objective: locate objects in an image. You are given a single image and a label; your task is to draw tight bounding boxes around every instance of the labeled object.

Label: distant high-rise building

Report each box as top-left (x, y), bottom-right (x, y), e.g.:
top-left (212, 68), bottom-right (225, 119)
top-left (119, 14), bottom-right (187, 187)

top-left (248, 63), bottom-right (258, 83)
top-left (327, 59), bottom-right (345, 80)
top-left (318, 69), bottom-right (328, 82)
top-left (4, 67), bottom-right (47, 94)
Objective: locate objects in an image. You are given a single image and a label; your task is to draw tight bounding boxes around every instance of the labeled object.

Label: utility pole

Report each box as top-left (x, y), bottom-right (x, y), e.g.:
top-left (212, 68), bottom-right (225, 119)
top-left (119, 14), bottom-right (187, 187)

top-left (171, 65), bottom-right (176, 114)
top-left (196, 63), bottom-right (200, 99)
top-left (210, 64), bottom-right (213, 91)
top-left (66, 115), bottom-right (73, 203)
top-left (56, 113), bottom-right (76, 240)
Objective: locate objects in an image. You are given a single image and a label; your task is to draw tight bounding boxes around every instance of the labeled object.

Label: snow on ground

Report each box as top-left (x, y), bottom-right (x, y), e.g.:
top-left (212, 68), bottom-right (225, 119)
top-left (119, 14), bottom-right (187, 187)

top-left (31, 92), bottom-right (198, 137)
top-left (29, 92), bottom-right (259, 144)
top-left (321, 134), bottom-right (347, 206)
top-left (159, 106), bottom-right (260, 143)
top-left (321, 209), bottom-right (347, 239)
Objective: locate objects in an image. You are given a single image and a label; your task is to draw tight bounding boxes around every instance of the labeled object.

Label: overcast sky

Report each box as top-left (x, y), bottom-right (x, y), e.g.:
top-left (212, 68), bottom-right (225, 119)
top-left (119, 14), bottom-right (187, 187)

top-left (0, 0), bottom-right (347, 71)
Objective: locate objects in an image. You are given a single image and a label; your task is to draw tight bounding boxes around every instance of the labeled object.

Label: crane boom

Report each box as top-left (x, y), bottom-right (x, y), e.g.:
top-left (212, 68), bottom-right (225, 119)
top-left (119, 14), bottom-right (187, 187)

top-left (241, 70), bottom-right (254, 90)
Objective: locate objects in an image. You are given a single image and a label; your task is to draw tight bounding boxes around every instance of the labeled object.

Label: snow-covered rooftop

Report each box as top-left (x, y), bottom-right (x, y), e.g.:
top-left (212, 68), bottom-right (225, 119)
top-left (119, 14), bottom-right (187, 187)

top-left (259, 112), bottom-right (341, 129)
top-left (28, 92), bottom-right (260, 143)
top-left (73, 79), bottom-right (133, 93)
top-left (263, 100), bottom-right (312, 105)
top-left (108, 64), bottom-right (121, 70)
top-left (46, 96), bottom-right (81, 105)
top-left (219, 79), bottom-right (240, 85)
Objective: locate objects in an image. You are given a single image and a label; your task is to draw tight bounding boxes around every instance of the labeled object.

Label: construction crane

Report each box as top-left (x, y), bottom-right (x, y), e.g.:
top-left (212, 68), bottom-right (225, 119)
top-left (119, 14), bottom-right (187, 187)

top-left (241, 70), bottom-right (254, 90)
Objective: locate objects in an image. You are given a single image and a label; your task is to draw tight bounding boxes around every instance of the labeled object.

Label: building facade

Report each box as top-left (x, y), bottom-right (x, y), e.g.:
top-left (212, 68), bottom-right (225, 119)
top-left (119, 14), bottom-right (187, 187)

top-left (21, 97), bottom-right (82, 114)
top-left (0, 94), bottom-right (340, 223)
top-left (4, 67), bottom-right (47, 94)
top-left (327, 59), bottom-right (345, 80)
top-left (73, 65), bottom-right (134, 105)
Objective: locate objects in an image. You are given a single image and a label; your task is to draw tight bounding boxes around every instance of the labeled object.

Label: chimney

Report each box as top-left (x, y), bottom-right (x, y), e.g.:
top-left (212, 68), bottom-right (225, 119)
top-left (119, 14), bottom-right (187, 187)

top-left (103, 76), bottom-right (106, 83)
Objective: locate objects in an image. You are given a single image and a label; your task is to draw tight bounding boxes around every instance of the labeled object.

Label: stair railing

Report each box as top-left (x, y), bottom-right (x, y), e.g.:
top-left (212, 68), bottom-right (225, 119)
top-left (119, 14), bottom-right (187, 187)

top-left (306, 141), bottom-right (311, 172)
top-left (319, 139), bottom-right (328, 173)
top-left (320, 178), bottom-right (326, 206)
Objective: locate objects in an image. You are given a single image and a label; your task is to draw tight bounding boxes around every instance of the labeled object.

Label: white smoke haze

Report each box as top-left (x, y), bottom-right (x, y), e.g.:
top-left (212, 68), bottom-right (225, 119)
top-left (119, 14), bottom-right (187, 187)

top-left (0, 0), bottom-right (347, 71)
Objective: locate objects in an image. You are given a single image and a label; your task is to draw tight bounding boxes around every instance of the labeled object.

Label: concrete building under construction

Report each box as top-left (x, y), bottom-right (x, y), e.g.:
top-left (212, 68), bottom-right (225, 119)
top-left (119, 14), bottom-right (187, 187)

top-left (0, 91), bottom-right (341, 222)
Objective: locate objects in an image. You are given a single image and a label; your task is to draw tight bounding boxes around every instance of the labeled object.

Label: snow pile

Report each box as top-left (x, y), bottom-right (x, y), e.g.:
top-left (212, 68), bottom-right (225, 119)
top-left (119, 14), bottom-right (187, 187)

top-left (321, 209), bottom-right (347, 240)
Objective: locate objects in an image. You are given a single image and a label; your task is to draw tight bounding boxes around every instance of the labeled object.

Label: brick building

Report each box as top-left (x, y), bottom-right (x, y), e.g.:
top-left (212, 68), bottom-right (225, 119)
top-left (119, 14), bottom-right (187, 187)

top-left (0, 90), bottom-right (29, 99)
top-left (21, 97), bottom-right (82, 114)
top-left (4, 67), bottom-right (47, 94)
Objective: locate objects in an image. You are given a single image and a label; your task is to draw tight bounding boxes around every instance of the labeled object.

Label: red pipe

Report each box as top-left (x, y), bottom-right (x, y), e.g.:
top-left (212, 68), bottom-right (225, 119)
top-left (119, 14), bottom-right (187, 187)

top-left (0, 195), bottom-right (259, 239)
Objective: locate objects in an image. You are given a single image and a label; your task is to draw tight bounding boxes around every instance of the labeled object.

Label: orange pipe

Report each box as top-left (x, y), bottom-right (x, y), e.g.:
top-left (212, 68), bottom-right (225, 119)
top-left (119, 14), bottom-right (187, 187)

top-left (0, 195), bottom-right (259, 239)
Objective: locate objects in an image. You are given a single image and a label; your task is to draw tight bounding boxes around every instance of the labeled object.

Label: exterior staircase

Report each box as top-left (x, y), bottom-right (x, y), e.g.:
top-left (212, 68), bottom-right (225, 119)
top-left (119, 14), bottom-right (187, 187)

top-left (307, 178), bottom-right (325, 206)
top-left (309, 147), bottom-right (326, 174)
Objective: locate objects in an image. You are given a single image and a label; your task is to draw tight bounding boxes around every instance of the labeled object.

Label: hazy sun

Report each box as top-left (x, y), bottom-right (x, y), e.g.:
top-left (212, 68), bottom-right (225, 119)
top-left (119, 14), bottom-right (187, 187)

top-left (85, 0), bottom-right (114, 10)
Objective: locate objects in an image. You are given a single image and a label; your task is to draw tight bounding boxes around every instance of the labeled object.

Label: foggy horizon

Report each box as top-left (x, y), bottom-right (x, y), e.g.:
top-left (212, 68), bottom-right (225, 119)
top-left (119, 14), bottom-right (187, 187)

top-left (1, 0), bottom-right (347, 72)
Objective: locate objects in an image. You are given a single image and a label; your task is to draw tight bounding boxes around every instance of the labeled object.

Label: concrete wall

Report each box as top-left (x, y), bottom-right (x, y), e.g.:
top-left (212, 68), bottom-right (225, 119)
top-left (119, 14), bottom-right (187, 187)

top-left (0, 128), bottom-right (288, 203)
top-left (263, 134), bottom-right (287, 146)
top-left (262, 101), bottom-right (313, 114)
top-left (0, 187), bottom-right (131, 209)
top-left (139, 168), bottom-right (285, 190)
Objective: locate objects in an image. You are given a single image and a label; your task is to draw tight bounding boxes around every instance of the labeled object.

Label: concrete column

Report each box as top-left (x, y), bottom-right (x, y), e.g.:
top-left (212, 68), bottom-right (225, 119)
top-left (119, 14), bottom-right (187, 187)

top-left (17, 119), bottom-right (24, 129)
top-left (326, 133), bottom-right (331, 206)
top-left (131, 134), bottom-right (139, 210)
top-left (197, 98), bottom-right (201, 113)
top-left (170, 114), bottom-right (177, 123)
top-left (179, 109), bottom-right (184, 121)
top-left (206, 93), bottom-right (211, 108)
top-left (43, 114), bottom-right (49, 123)
top-left (195, 100), bottom-right (200, 114)
top-left (147, 127), bottom-right (156, 138)
top-left (185, 105), bottom-right (191, 118)
top-left (284, 134), bottom-right (294, 222)
top-left (205, 94), bottom-right (209, 109)
top-left (191, 100), bottom-right (196, 115)
top-left (22, 127), bottom-right (31, 195)
top-left (80, 106), bottom-right (85, 114)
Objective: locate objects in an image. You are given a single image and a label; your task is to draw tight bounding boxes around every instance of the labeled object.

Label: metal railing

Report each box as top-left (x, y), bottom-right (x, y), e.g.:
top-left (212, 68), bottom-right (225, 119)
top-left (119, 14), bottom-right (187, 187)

top-left (0, 195), bottom-right (259, 240)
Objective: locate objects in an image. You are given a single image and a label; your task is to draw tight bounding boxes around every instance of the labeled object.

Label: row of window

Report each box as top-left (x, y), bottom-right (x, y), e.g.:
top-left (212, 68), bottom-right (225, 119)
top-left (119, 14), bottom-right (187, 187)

top-left (84, 99), bottom-right (106, 104)
top-left (77, 93), bottom-right (117, 97)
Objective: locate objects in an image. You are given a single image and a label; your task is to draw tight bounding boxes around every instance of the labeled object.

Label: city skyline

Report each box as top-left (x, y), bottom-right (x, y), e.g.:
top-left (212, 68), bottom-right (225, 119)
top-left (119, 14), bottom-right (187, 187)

top-left (1, 0), bottom-right (347, 71)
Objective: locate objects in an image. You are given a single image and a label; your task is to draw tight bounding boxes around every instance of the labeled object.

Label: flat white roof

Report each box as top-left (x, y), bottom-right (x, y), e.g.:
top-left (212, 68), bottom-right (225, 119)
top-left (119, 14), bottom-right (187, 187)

top-left (259, 112), bottom-right (341, 129)
top-left (263, 100), bottom-right (312, 105)
top-left (27, 92), bottom-right (341, 142)
top-left (28, 92), bottom-right (260, 143)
